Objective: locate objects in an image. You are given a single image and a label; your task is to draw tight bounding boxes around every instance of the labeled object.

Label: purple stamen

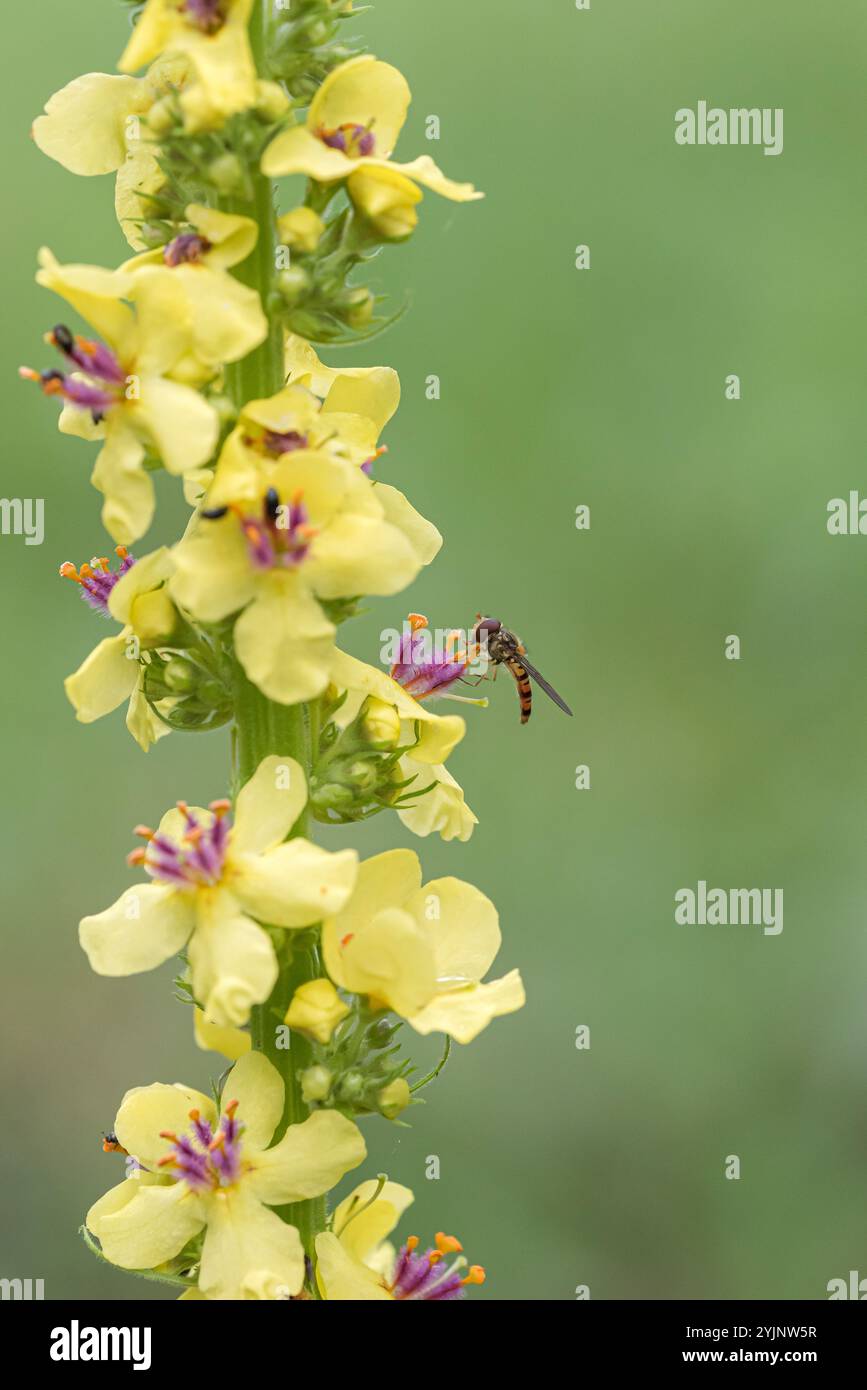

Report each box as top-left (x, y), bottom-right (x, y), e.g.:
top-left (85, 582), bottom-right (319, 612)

top-left (318, 123), bottom-right (376, 158)
top-left (181, 0), bottom-right (226, 34)
top-left (60, 549), bottom-right (135, 617)
top-left (160, 1101), bottom-right (245, 1192)
top-left (390, 619), bottom-right (468, 700)
top-left (389, 1243), bottom-right (466, 1301)
top-left (143, 805), bottom-right (232, 889)
top-left (163, 232), bottom-right (212, 266)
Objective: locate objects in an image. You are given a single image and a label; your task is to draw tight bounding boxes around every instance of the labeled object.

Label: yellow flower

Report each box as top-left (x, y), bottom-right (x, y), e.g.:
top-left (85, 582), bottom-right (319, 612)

top-left (32, 57), bottom-right (188, 250)
top-left (170, 441), bottom-right (439, 705)
top-left (322, 849), bottom-right (525, 1043)
top-left (120, 205), bottom-right (268, 385)
top-left (61, 545), bottom-right (176, 752)
top-left (87, 1052), bottom-right (366, 1300)
top-left (79, 755), bottom-right (358, 1026)
top-left (284, 978), bottom-right (350, 1044)
top-left (315, 1180), bottom-right (486, 1300)
top-left (119, 0), bottom-right (258, 130)
top-left (376, 1077), bottom-right (411, 1120)
top-left (193, 1007), bottom-right (251, 1061)
top-left (326, 650), bottom-right (477, 840)
top-left (262, 55), bottom-right (483, 235)
top-left (285, 334), bottom-right (401, 435)
top-left (22, 250), bottom-right (219, 543)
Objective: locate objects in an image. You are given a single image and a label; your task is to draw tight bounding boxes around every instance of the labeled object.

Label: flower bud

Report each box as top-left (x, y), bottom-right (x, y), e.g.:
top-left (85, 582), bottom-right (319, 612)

top-left (377, 1077), bottom-right (411, 1120)
top-left (147, 96), bottom-right (177, 137)
top-left (347, 759), bottom-right (380, 793)
top-left (342, 287), bottom-right (374, 329)
top-left (129, 589), bottom-right (177, 645)
top-left (360, 696), bottom-right (401, 747)
top-left (163, 657), bottom-right (197, 693)
top-left (349, 168), bottom-right (421, 240)
top-left (300, 1065), bottom-right (334, 1103)
top-left (208, 153), bottom-right (245, 196)
top-left (276, 264), bottom-right (312, 308)
top-left (284, 978), bottom-right (350, 1044)
top-left (338, 1070), bottom-right (365, 1101)
top-left (255, 80), bottom-right (290, 122)
top-left (277, 207), bottom-right (326, 254)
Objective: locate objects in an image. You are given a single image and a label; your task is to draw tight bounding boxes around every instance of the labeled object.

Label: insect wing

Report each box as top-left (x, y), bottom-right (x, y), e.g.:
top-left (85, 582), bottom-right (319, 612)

top-left (520, 656), bottom-right (573, 716)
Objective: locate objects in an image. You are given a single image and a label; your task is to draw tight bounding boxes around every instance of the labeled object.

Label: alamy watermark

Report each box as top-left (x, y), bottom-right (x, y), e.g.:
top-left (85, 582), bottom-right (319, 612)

top-left (675, 881), bottom-right (783, 936)
top-left (675, 102), bottom-right (783, 156)
top-left (0, 497), bottom-right (43, 545)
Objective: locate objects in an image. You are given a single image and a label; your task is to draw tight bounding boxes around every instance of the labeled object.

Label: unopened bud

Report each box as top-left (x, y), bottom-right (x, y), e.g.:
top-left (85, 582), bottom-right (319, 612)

top-left (208, 153), bottom-right (245, 196)
top-left (277, 207), bottom-right (325, 254)
top-left (377, 1077), bottom-right (411, 1120)
top-left (342, 287), bottom-right (374, 329)
top-left (163, 657), bottom-right (197, 693)
top-left (277, 265), bottom-right (312, 307)
top-left (300, 1065), bottom-right (333, 1103)
top-left (360, 696), bottom-right (401, 747)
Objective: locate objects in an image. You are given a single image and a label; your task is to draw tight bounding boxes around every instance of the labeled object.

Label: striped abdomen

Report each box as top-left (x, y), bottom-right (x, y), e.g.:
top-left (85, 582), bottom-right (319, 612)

top-left (507, 659), bottom-right (533, 723)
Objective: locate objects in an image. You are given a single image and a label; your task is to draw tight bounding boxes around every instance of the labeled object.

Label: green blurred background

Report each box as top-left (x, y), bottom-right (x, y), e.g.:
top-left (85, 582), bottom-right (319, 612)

top-left (2, 0), bottom-right (865, 1301)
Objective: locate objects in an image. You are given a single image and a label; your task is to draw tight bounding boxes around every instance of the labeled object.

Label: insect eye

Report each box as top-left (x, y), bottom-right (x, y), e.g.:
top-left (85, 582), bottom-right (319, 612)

top-left (475, 617), bottom-right (501, 638)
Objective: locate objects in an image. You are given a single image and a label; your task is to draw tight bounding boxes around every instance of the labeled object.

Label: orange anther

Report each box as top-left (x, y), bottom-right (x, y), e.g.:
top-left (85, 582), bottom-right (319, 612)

top-left (408, 613), bottom-right (428, 631)
top-left (462, 1265), bottom-right (486, 1286)
top-left (126, 848), bottom-right (146, 867)
top-left (435, 1232), bottom-right (463, 1255)
top-left (209, 799), bottom-right (231, 817)
top-left (405, 1235), bottom-right (419, 1253)
top-left (340, 933), bottom-right (355, 949)
top-left (223, 1099), bottom-right (239, 1117)
top-left (133, 825), bottom-right (154, 840)
top-left (59, 562), bottom-right (80, 581)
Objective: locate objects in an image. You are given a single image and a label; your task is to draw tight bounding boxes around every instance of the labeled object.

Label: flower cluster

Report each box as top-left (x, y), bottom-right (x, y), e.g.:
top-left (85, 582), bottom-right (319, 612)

top-left (31, 0), bottom-right (524, 1300)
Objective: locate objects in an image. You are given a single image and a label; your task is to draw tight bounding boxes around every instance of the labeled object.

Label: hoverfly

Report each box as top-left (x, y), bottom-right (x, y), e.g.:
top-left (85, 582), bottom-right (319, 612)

top-left (472, 616), bottom-right (573, 725)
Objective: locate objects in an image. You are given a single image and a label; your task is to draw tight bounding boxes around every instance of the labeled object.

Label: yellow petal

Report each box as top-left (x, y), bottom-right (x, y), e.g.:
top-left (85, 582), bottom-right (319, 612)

top-left (305, 512), bottom-right (421, 599)
top-left (220, 1052), bottom-right (283, 1152)
top-left (171, 515), bottom-right (257, 622)
top-left (79, 883), bottom-right (194, 977)
top-left (187, 892), bottom-right (278, 1027)
top-left (185, 203), bottom-right (258, 268)
top-left (284, 978), bottom-right (350, 1044)
top-left (231, 754), bottom-right (308, 855)
top-left (324, 847), bottom-right (422, 950)
top-left (408, 969), bottom-right (526, 1044)
top-left (404, 876), bottom-right (501, 984)
top-left (391, 153), bottom-right (483, 202)
top-left (64, 633), bottom-right (138, 723)
top-left (231, 839), bottom-right (358, 928)
top-left (247, 1110), bottom-right (366, 1206)
top-left (91, 425), bottom-right (153, 545)
top-left (193, 1007), bottom-right (251, 1062)
top-left (88, 1178), bottom-right (205, 1270)
top-left (347, 165), bottom-right (421, 239)
top-left (373, 481), bottom-right (442, 565)
top-left (36, 247), bottom-right (135, 351)
top-left (233, 578), bottom-right (335, 705)
top-left (308, 56), bottom-right (410, 159)
top-left (261, 124), bottom-right (354, 181)
top-left (332, 1179), bottom-right (414, 1264)
top-left (322, 366), bottom-right (400, 435)
top-left (324, 906), bottom-right (437, 1017)
top-left (33, 73), bottom-right (148, 175)
top-left (115, 1080), bottom-right (217, 1172)
top-left (315, 1230), bottom-right (391, 1301)
top-left (397, 760), bottom-right (478, 843)
top-left (131, 376), bottom-right (219, 474)
top-left (108, 546), bottom-right (173, 623)
top-left (199, 1187), bottom-right (304, 1302)
top-left (126, 683), bottom-right (172, 751)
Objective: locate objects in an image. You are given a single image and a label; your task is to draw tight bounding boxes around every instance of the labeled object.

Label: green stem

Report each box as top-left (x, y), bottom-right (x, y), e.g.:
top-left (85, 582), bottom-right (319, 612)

top-left (222, 1), bottom-right (326, 1261)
